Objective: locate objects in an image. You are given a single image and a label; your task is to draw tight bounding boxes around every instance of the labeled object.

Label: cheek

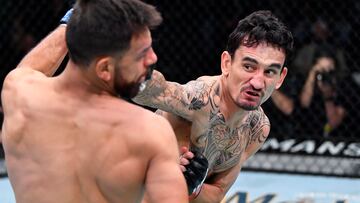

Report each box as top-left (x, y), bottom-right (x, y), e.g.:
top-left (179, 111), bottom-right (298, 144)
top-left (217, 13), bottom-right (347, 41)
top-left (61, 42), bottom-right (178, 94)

top-left (262, 82), bottom-right (277, 100)
top-left (228, 73), bottom-right (245, 97)
top-left (229, 68), bottom-right (249, 86)
top-left (118, 64), bottom-right (139, 82)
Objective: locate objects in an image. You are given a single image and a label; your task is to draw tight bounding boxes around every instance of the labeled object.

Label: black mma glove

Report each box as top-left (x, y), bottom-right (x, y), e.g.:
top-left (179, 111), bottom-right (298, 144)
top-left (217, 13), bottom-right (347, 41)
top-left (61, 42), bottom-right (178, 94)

top-left (183, 151), bottom-right (209, 198)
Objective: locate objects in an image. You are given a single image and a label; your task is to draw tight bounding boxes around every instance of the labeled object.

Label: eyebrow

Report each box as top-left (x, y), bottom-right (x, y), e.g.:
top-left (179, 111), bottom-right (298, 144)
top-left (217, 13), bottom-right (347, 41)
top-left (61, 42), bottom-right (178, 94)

top-left (242, 56), bottom-right (282, 69)
top-left (136, 45), bottom-right (152, 58)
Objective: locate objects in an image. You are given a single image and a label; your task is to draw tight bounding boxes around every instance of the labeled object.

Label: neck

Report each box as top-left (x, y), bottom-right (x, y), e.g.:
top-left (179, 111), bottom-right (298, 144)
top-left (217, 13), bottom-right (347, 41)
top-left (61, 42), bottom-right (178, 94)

top-left (58, 61), bottom-right (116, 97)
top-left (218, 76), bottom-right (248, 125)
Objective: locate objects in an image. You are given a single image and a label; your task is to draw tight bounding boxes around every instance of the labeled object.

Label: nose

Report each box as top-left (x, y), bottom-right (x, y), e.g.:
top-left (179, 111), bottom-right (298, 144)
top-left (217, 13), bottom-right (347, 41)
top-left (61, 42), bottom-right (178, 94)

top-left (145, 48), bottom-right (158, 66)
top-left (249, 74), bottom-right (265, 90)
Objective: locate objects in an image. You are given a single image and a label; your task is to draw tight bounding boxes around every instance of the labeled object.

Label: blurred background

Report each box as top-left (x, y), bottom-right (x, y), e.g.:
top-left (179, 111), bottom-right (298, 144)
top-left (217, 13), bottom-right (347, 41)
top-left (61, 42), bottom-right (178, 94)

top-left (0, 0), bottom-right (360, 201)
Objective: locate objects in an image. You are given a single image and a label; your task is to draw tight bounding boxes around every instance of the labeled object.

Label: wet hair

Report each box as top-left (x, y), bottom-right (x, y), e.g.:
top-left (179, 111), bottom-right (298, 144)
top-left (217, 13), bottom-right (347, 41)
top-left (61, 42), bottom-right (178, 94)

top-left (226, 10), bottom-right (293, 61)
top-left (66, 0), bottom-right (162, 66)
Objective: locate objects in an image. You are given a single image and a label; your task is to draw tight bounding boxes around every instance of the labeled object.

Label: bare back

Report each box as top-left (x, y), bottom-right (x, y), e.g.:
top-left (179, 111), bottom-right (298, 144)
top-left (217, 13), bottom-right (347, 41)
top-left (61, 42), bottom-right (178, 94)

top-left (1, 68), bottom-right (187, 203)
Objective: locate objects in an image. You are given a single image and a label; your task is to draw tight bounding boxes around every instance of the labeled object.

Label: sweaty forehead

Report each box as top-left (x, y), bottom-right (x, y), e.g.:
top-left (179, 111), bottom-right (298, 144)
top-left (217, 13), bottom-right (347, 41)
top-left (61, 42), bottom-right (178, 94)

top-left (235, 43), bottom-right (286, 65)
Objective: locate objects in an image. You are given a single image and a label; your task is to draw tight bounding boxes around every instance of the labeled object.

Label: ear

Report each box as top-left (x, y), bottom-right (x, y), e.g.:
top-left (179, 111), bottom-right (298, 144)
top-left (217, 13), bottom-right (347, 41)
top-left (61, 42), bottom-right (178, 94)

top-left (95, 57), bottom-right (114, 82)
top-left (275, 67), bottom-right (288, 89)
top-left (220, 51), bottom-right (232, 77)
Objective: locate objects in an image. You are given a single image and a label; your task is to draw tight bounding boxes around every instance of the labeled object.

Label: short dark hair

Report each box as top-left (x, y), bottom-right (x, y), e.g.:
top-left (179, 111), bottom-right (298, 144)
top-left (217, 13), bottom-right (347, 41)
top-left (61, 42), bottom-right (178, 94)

top-left (226, 10), bottom-right (293, 61)
top-left (66, 0), bottom-right (162, 66)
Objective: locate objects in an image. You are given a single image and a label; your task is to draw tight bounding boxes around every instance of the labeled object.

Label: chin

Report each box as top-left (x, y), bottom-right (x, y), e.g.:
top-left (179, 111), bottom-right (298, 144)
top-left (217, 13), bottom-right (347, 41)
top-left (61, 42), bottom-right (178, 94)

top-left (116, 82), bottom-right (141, 99)
top-left (237, 101), bottom-right (260, 111)
top-left (240, 105), bottom-right (258, 111)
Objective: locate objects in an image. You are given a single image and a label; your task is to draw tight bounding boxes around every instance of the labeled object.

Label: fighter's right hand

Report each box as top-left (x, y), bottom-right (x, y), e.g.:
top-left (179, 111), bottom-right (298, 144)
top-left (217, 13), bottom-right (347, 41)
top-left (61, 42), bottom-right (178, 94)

top-left (179, 147), bottom-right (194, 172)
top-left (180, 147), bottom-right (209, 199)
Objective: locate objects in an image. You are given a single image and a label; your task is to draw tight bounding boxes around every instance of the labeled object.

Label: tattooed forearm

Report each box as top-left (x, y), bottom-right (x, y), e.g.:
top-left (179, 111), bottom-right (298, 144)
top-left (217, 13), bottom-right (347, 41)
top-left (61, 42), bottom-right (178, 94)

top-left (133, 70), bottom-right (215, 120)
top-left (133, 70), bottom-right (167, 105)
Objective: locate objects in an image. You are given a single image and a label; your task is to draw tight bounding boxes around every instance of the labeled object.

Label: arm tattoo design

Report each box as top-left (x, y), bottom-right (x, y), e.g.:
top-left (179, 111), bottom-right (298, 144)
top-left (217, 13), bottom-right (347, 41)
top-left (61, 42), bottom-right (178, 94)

top-left (239, 109), bottom-right (270, 145)
top-left (134, 71), bottom-right (215, 119)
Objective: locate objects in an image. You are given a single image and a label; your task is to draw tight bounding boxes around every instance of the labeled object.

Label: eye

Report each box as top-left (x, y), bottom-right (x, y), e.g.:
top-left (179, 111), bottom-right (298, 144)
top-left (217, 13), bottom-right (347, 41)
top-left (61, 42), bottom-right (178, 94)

top-left (243, 64), bottom-right (255, 71)
top-left (265, 69), bottom-right (278, 76)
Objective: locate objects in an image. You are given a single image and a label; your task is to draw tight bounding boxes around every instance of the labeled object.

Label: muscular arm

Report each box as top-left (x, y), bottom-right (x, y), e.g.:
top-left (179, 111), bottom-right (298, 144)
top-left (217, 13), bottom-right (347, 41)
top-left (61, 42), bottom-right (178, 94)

top-left (2, 25), bottom-right (67, 116)
top-left (16, 25), bottom-right (67, 76)
top-left (133, 71), bottom-right (213, 121)
top-left (143, 115), bottom-right (188, 203)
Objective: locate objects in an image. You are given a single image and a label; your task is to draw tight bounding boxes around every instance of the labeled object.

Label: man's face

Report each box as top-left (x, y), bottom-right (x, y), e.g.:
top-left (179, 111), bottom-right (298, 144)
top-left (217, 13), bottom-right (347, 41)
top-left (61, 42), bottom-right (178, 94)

top-left (114, 28), bottom-right (157, 99)
top-left (221, 42), bottom-right (287, 110)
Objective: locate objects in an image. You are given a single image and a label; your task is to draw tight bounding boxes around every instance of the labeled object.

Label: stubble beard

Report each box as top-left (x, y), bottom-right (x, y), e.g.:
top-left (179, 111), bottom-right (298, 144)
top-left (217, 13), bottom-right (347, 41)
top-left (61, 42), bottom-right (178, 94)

top-left (114, 70), bottom-right (142, 100)
top-left (236, 101), bottom-right (260, 111)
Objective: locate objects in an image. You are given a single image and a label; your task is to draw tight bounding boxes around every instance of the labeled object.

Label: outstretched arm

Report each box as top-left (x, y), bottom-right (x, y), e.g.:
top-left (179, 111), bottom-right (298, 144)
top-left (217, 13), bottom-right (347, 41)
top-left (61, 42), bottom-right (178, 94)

top-left (134, 70), bottom-right (213, 121)
top-left (16, 25), bottom-right (67, 76)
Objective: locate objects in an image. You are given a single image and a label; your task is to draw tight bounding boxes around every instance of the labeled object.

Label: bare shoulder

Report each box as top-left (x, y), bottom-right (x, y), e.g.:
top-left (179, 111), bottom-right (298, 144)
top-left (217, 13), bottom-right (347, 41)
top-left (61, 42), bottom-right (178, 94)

top-left (196, 75), bottom-right (219, 83)
top-left (124, 105), bottom-right (176, 141)
top-left (2, 68), bottom-right (44, 93)
top-left (256, 107), bottom-right (270, 132)
top-left (125, 107), bottom-right (179, 156)
top-left (180, 75), bottom-right (219, 110)
top-left (2, 68), bottom-right (44, 107)
top-left (259, 107), bottom-right (271, 136)
top-left (190, 75), bottom-right (219, 89)
top-left (241, 107), bottom-right (270, 162)
top-left (142, 109), bottom-right (176, 139)
top-left (3, 67), bottom-right (43, 84)
top-left (244, 107), bottom-right (270, 145)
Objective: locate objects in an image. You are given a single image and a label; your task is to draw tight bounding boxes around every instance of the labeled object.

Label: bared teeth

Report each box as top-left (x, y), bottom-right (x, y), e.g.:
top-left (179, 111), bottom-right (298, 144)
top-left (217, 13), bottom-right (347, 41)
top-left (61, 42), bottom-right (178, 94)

top-left (247, 91), bottom-right (256, 96)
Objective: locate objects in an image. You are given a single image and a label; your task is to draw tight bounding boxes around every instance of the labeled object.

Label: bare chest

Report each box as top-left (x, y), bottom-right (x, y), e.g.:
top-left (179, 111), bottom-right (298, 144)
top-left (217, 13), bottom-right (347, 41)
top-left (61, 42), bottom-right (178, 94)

top-left (190, 109), bottom-right (267, 173)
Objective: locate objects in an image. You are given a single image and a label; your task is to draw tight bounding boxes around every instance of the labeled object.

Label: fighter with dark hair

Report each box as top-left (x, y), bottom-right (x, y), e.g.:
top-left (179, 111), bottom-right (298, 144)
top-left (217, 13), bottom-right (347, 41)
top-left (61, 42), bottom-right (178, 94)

top-left (1, 1), bottom-right (188, 202)
top-left (134, 10), bottom-right (294, 202)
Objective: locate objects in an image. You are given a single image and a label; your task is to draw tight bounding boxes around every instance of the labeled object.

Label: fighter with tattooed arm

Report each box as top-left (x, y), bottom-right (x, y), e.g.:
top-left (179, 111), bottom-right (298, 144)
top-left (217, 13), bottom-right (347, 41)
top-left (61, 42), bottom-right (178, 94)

top-left (133, 10), bottom-right (294, 202)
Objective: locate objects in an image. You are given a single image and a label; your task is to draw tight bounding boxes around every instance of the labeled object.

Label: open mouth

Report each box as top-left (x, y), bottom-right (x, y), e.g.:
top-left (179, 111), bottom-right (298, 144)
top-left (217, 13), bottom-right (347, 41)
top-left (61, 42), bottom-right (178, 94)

top-left (245, 90), bottom-right (260, 97)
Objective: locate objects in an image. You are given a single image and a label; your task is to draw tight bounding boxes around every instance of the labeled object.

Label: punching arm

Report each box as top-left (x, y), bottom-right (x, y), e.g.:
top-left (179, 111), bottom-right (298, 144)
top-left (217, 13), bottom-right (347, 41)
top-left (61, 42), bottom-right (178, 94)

top-left (15, 9), bottom-right (73, 76)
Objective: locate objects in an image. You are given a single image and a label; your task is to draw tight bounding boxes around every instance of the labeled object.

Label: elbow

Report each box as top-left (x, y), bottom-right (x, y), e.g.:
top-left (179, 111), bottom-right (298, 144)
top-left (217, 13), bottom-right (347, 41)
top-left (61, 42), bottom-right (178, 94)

top-left (209, 187), bottom-right (226, 203)
top-left (192, 186), bottom-right (226, 203)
